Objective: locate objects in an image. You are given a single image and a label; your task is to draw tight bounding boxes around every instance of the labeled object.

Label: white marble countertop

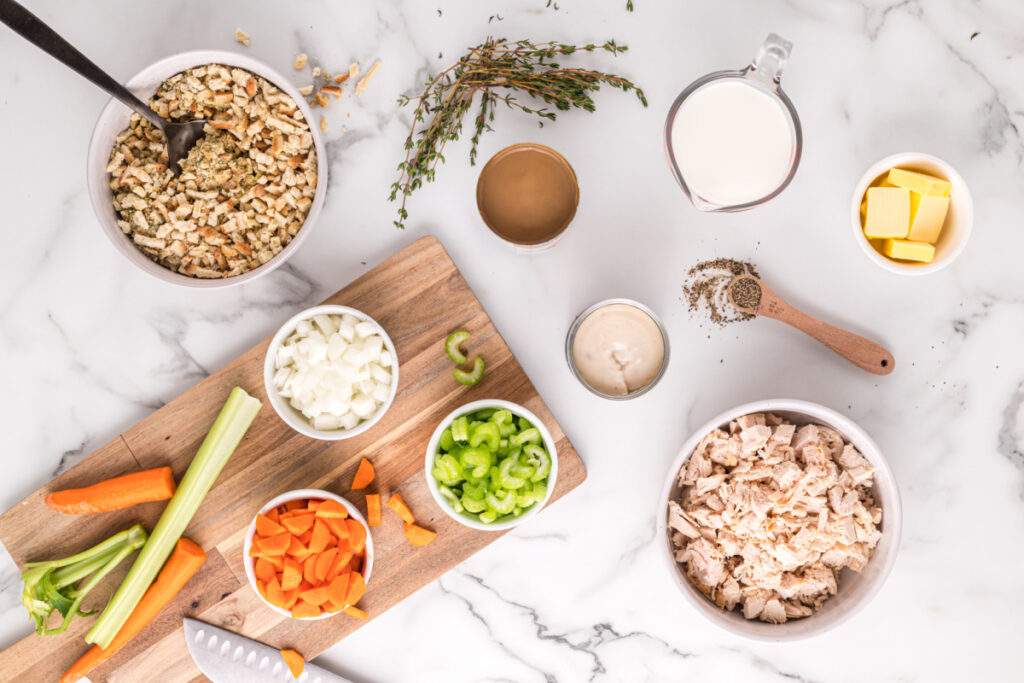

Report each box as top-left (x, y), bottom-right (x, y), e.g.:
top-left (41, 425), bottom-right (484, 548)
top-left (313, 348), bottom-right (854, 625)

top-left (2, 0), bottom-right (1023, 681)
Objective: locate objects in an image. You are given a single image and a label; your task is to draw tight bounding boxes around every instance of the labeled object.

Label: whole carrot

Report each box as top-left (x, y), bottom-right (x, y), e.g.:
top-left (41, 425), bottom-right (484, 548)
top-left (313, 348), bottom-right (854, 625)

top-left (60, 538), bottom-right (206, 683)
top-left (46, 467), bottom-right (176, 514)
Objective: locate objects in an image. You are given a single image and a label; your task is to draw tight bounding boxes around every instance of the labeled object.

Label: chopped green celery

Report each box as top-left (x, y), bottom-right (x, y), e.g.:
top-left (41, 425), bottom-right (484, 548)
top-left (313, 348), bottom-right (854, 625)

top-left (511, 463), bottom-right (536, 480)
top-left (498, 438), bottom-right (509, 450)
top-left (473, 408), bottom-right (497, 420)
top-left (462, 482), bottom-right (486, 500)
top-left (86, 387), bottom-right (261, 649)
top-left (511, 506), bottom-right (523, 517)
top-left (434, 453), bottom-right (464, 485)
top-left (497, 457), bottom-right (526, 489)
top-left (445, 329), bottom-right (471, 365)
top-left (461, 494), bottom-right (487, 513)
top-left (438, 428), bottom-right (455, 452)
top-left (470, 422), bottom-right (500, 450)
top-left (485, 491), bottom-right (516, 514)
top-left (491, 409), bottom-right (513, 425)
top-left (510, 427), bottom-right (541, 448)
top-left (515, 484), bottom-right (537, 507)
top-left (523, 444), bottom-right (551, 481)
top-left (459, 447), bottom-right (492, 478)
top-left (451, 416), bottom-right (470, 442)
top-left (488, 466), bottom-right (503, 492)
top-left (453, 356), bottom-right (486, 386)
top-left (517, 417), bottom-right (533, 431)
top-left (479, 509), bottom-right (498, 524)
top-left (498, 422), bottom-right (516, 437)
top-left (438, 485), bottom-right (464, 513)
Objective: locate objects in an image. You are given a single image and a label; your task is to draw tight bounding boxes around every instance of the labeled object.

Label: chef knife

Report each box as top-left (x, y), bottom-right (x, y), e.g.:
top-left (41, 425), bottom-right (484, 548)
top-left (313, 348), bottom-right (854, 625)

top-left (183, 617), bottom-right (352, 683)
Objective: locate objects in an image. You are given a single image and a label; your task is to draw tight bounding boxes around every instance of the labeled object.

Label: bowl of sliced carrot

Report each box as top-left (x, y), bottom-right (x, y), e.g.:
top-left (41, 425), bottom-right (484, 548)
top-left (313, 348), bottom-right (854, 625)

top-left (243, 489), bottom-right (373, 620)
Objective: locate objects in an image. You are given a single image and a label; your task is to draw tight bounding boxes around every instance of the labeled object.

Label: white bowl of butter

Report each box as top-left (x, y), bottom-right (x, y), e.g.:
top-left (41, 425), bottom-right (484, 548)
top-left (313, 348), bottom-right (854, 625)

top-left (850, 152), bottom-right (972, 276)
top-left (565, 299), bottom-right (670, 400)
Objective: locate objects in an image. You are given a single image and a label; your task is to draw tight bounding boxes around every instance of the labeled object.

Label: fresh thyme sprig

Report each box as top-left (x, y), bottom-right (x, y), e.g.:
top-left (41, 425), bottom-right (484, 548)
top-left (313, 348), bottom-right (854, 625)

top-left (388, 37), bottom-right (646, 229)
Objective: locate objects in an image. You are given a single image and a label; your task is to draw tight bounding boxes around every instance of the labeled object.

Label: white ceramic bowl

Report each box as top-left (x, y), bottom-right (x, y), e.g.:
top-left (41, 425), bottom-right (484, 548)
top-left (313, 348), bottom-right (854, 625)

top-left (263, 305), bottom-right (399, 441)
top-left (850, 152), bottom-right (972, 276)
top-left (424, 399), bottom-right (559, 531)
top-left (86, 49), bottom-right (328, 288)
top-left (657, 399), bottom-right (902, 641)
top-left (242, 488), bottom-right (373, 620)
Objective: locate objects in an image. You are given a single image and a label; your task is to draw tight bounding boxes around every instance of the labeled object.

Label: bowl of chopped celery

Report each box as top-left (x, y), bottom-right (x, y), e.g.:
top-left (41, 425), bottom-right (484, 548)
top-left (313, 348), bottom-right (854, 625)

top-left (424, 400), bottom-right (558, 531)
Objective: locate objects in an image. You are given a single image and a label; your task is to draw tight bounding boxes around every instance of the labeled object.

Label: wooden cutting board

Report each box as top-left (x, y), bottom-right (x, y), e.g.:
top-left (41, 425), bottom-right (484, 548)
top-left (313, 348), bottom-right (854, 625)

top-left (0, 235), bottom-right (586, 682)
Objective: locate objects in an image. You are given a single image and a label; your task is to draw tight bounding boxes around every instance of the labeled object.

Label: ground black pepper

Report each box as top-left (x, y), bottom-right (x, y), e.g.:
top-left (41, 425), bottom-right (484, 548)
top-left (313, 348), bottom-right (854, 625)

top-left (683, 258), bottom-right (760, 325)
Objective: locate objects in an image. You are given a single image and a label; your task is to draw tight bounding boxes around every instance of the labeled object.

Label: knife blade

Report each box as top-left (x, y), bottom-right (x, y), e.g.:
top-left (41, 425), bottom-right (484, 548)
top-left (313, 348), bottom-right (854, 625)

top-left (183, 617), bottom-right (352, 683)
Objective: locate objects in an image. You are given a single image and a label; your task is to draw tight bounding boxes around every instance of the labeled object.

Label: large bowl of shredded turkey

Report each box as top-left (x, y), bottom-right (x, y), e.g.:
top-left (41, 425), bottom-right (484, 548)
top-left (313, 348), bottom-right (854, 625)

top-left (658, 399), bottom-right (901, 640)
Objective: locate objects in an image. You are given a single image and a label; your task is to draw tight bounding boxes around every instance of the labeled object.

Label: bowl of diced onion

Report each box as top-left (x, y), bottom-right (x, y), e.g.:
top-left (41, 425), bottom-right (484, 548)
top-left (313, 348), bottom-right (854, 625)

top-left (263, 304), bottom-right (399, 440)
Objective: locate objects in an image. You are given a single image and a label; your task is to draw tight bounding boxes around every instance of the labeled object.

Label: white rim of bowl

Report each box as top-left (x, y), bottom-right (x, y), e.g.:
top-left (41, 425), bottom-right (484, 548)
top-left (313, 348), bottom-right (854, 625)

top-left (242, 488), bottom-right (374, 620)
top-left (423, 399), bottom-right (559, 531)
top-left (849, 152), bottom-right (972, 277)
top-left (263, 305), bottom-right (399, 441)
top-left (86, 49), bottom-right (328, 288)
top-left (656, 398), bottom-right (902, 641)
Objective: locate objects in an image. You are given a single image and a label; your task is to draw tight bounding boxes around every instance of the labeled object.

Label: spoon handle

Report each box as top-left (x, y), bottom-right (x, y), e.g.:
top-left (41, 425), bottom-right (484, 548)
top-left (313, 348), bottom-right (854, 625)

top-left (759, 289), bottom-right (895, 375)
top-left (0, 0), bottom-right (163, 128)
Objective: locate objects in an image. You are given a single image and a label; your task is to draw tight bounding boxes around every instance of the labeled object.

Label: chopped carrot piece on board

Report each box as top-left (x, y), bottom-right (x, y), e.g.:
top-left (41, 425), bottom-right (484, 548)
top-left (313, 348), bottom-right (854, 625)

top-left (385, 492), bottom-right (415, 524)
top-left (315, 499), bottom-right (348, 519)
top-left (280, 649), bottom-right (305, 679)
top-left (365, 494), bottom-right (381, 527)
top-left (343, 605), bottom-right (368, 620)
top-left (403, 522), bottom-right (437, 547)
top-left (350, 458), bottom-right (375, 490)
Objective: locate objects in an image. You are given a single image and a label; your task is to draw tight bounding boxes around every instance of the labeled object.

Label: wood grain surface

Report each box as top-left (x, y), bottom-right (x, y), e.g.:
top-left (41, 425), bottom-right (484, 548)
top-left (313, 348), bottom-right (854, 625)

top-left (0, 236), bottom-right (586, 682)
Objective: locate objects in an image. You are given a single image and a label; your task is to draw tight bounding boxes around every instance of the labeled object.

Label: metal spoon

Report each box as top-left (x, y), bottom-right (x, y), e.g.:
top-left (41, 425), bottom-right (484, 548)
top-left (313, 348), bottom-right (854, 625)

top-left (0, 0), bottom-right (205, 174)
top-left (728, 274), bottom-right (895, 375)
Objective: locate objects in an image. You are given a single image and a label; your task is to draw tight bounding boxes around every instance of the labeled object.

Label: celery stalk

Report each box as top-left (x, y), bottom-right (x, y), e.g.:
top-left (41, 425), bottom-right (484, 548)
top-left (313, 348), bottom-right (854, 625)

top-left (85, 387), bottom-right (261, 648)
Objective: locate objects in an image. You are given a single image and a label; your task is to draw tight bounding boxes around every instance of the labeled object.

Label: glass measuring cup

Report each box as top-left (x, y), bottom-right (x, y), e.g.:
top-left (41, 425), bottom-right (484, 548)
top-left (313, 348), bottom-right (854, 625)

top-left (664, 34), bottom-right (802, 212)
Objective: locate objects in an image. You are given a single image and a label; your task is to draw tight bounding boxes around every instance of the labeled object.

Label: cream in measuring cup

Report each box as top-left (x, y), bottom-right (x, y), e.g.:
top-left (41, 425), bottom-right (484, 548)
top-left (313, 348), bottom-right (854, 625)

top-left (665, 34), bottom-right (801, 211)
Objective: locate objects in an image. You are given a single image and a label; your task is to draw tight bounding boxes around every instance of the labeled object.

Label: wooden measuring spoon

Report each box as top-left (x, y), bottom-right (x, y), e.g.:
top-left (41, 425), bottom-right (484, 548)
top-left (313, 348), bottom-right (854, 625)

top-left (728, 275), bottom-right (895, 375)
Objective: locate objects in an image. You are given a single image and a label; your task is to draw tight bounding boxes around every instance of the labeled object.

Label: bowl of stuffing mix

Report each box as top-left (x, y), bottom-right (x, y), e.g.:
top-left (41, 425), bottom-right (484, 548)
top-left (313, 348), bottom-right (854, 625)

top-left (657, 399), bottom-right (901, 640)
top-left (86, 50), bottom-right (327, 287)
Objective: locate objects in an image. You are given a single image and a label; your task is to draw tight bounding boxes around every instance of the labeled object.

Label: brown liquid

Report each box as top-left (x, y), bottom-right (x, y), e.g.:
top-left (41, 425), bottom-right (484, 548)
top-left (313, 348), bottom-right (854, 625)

top-left (476, 143), bottom-right (579, 246)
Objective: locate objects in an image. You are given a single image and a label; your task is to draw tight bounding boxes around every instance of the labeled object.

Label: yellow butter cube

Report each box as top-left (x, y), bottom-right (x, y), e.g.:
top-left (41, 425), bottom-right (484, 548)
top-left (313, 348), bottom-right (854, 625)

top-left (881, 239), bottom-right (935, 263)
top-left (907, 193), bottom-right (949, 243)
top-left (887, 168), bottom-right (951, 197)
top-left (863, 186), bottom-right (910, 238)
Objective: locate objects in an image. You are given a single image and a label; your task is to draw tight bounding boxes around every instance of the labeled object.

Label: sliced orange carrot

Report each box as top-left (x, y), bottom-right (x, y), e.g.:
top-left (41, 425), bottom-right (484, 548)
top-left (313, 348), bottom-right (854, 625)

top-left (257, 579), bottom-right (267, 597)
top-left (350, 457), bottom-right (375, 490)
top-left (266, 577), bottom-right (288, 608)
top-left (403, 522), bottom-right (437, 547)
top-left (298, 580), bottom-right (314, 593)
top-left (281, 648), bottom-right (305, 679)
top-left (315, 548), bottom-right (337, 583)
top-left (256, 514), bottom-right (287, 537)
top-left (346, 519), bottom-right (366, 554)
top-left (298, 529), bottom-right (313, 545)
top-left (281, 587), bottom-right (299, 610)
top-left (306, 499), bottom-right (322, 511)
top-left (325, 517), bottom-right (349, 540)
top-left (365, 494), bottom-right (381, 527)
top-left (264, 554), bottom-right (284, 571)
top-left (254, 557), bottom-right (277, 583)
top-left (385, 492), bottom-right (415, 524)
top-left (326, 572), bottom-right (350, 608)
top-left (291, 600), bottom-right (321, 619)
top-left (299, 585), bottom-right (330, 606)
top-left (281, 513), bottom-right (315, 535)
top-left (284, 499), bottom-right (306, 511)
top-left (302, 554), bottom-right (318, 585)
top-left (315, 499), bottom-right (348, 519)
top-left (343, 605), bottom-right (368, 620)
top-left (266, 507), bottom-right (281, 523)
top-left (257, 532), bottom-right (292, 557)
top-left (308, 518), bottom-right (330, 554)
top-left (326, 550), bottom-right (352, 583)
top-left (286, 535), bottom-right (310, 560)
top-left (281, 558), bottom-right (302, 591)
top-left (345, 571), bottom-right (366, 607)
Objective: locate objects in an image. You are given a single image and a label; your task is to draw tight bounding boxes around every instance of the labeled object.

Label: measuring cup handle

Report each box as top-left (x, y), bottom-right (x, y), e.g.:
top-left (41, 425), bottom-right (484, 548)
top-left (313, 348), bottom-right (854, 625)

top-left (747, 33), bottom-right (793, 85)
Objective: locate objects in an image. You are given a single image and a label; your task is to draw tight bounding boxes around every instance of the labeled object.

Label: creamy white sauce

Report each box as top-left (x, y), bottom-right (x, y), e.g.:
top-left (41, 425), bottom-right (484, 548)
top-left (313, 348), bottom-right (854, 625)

top-left (670, 79), bottom-right (795, 207)
top-left (571, 303), bottom-right (665, 396)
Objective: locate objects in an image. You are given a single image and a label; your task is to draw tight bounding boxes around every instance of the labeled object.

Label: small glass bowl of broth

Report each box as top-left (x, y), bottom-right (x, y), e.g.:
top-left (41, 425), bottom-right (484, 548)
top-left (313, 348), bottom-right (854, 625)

top-left (565, 299), bottom-right (670, 400)
top-left (476, 143), bottom-right (579, 250)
